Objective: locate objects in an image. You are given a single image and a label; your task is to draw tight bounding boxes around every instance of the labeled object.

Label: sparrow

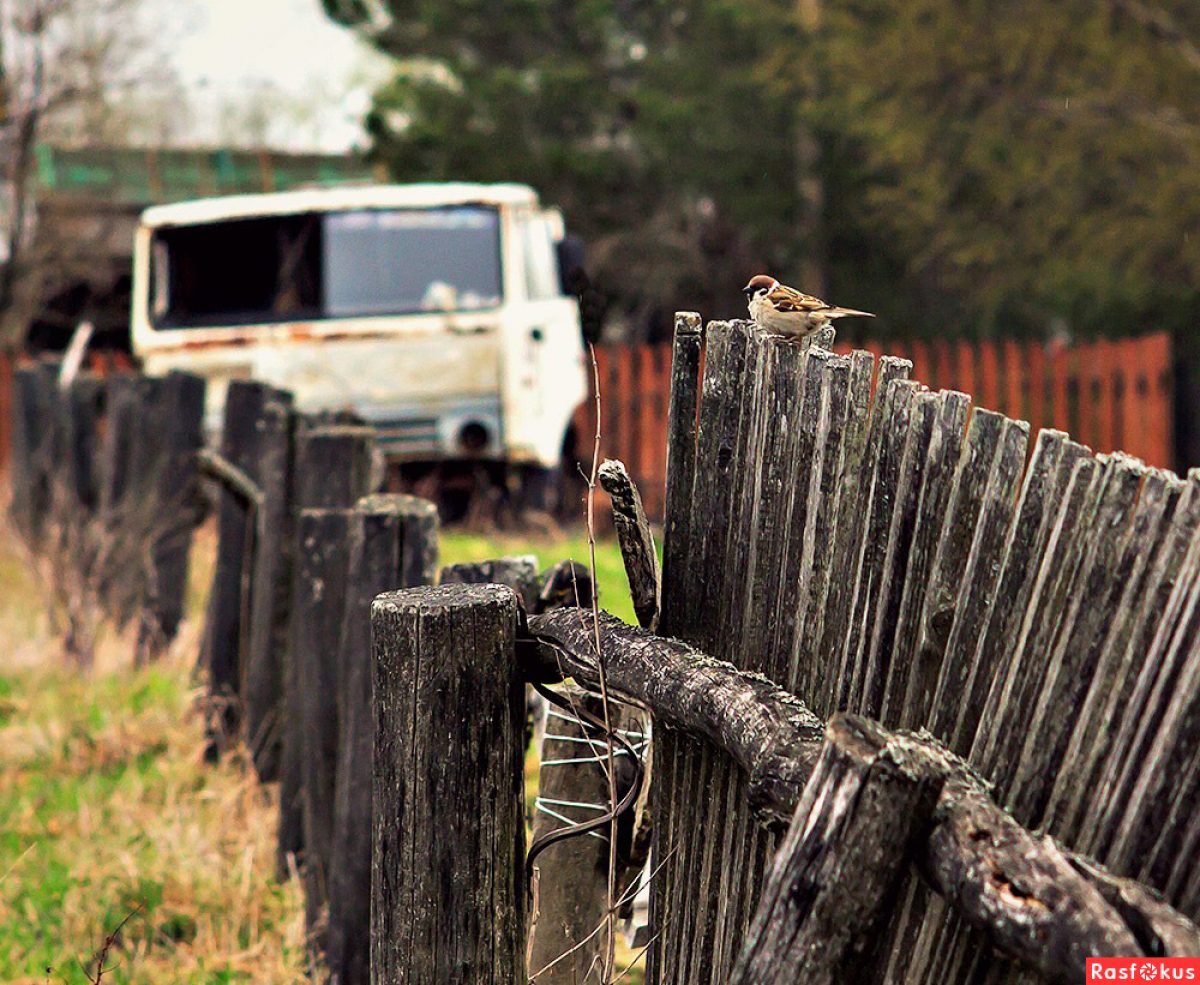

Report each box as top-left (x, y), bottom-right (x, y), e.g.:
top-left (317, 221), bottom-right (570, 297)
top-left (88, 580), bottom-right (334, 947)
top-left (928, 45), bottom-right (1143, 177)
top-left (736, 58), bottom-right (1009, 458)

top-left (742, 274), bottom-right (874, 340)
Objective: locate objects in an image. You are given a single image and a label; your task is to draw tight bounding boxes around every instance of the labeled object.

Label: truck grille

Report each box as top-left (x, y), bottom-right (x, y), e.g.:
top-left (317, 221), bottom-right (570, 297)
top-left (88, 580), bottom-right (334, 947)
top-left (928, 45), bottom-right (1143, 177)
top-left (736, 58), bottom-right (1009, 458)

top-left (373, 417), bottom-right (440, 455)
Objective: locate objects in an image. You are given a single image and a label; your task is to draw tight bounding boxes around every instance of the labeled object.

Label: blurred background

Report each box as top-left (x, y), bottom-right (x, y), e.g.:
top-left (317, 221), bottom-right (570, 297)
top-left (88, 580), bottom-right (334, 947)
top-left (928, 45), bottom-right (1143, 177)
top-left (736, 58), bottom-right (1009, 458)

top-left (3, 0), bottom-right (1199, 463)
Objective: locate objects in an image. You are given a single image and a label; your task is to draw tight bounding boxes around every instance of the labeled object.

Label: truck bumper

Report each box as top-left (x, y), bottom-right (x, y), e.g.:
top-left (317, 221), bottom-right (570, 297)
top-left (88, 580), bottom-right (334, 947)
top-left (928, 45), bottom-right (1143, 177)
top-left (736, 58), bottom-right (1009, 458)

top-left (360, 396), bottom-right (504, 461)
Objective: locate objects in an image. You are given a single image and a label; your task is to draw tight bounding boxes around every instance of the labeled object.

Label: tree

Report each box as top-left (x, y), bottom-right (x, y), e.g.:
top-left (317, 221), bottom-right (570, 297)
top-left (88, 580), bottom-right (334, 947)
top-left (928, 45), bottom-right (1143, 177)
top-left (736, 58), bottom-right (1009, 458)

top-left (814, 0), bottom-right (1200, 340)
top-left (0, 0), bottom-right (178, 345)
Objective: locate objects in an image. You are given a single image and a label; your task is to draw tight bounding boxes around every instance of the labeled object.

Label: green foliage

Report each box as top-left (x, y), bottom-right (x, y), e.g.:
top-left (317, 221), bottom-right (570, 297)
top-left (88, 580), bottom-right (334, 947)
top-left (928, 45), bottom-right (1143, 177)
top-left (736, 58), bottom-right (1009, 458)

top-left (819, 0), bottom-right (1200, 339)
top-left (332, 0), bottom-right (1200, 342)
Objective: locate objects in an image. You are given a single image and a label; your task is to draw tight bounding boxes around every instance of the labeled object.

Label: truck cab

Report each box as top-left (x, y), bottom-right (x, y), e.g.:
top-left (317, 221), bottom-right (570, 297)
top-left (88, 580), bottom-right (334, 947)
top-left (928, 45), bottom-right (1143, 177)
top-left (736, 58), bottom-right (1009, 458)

top-left (131, 183), bottom-right (588, 506)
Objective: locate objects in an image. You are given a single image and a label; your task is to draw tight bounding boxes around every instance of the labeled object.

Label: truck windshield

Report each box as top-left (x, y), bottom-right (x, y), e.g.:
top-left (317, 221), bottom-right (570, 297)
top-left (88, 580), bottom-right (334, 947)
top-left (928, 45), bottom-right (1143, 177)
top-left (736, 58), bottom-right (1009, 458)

top-left (149, 205), bottom-right (502, 328)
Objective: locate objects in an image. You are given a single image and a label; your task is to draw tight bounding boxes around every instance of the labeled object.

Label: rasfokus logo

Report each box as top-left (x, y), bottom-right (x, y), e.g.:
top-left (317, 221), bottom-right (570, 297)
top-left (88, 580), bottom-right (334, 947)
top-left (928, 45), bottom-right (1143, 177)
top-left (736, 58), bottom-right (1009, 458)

top-left (1087, 958), bottom-right (1200, 980)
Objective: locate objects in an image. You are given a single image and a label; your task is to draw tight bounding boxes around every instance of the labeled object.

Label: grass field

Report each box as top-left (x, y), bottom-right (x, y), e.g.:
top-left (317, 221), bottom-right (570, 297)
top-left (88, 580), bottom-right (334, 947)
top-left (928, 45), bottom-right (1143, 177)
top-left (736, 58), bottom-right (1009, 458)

top-left (0, 521), bottom-right (641, 983)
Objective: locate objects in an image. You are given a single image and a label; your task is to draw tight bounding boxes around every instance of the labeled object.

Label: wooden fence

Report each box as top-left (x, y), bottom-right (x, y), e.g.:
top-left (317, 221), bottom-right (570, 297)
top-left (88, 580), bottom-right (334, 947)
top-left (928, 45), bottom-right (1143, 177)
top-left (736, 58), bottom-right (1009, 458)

top-left (8, 362), bottom-right (205, 663)
top-left (578, 331), bottom-right (1174, 517)
top-left (9, 319), bottom-right (1200, 984)
top-left (627, 316), bottom-right (1200, 983)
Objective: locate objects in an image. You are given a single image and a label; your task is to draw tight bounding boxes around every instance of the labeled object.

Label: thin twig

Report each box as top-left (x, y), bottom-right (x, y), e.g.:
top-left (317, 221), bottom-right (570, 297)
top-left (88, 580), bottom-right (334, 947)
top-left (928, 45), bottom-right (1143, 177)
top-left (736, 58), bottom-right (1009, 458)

top-left (0, 844), bottom-right (34, 885)
top-left (528, 858), bottom-right (658, 981)
top-left (583, 342), bottom-right (620, 983)
top-left (84, 903), bottom-right (142, 984)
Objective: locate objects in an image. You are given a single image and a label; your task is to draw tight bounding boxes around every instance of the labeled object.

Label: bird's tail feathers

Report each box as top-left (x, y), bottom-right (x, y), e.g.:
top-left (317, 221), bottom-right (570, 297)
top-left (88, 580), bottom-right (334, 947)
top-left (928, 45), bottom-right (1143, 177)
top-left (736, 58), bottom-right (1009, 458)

top-left (825, 307), bottom-right (875, 319)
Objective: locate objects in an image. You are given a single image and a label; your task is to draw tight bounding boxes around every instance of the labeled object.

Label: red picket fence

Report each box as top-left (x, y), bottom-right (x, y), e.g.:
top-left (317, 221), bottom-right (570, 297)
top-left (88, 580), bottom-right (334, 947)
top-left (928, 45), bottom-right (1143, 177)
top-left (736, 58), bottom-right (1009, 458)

top-left (578, 332), bottom-right (1175, 519)
top-left (574, 344), bottom-right (675, 518)
top-left (0, 336), bottom-right (1173, 511)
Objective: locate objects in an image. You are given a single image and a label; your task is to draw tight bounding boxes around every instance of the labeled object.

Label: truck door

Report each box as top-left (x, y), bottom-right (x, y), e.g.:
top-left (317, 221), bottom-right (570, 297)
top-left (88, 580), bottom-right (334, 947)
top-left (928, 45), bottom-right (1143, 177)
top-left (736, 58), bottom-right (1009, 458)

top-left (500, 211), bottom-right (588, 469)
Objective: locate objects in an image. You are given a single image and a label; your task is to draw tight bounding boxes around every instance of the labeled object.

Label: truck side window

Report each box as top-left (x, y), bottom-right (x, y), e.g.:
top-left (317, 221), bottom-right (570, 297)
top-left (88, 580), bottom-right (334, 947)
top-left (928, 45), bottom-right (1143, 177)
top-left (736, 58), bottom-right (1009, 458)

top-left (522, 218), bottom-right (560, 302)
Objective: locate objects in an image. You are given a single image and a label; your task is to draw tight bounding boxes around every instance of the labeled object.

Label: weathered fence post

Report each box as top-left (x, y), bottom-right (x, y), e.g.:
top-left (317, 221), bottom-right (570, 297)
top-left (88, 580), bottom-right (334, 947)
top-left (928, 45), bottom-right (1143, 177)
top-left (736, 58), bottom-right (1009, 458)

top-left (101, 375), bottom-right (173, 634)
top-left (730, 715), bottom-right (945, 985)
top-left (439, 556), bottom-right (541, 609)
top-left (14, 362), bottom-right (64, 543)
top-left (137, 371), bottom-right (205, 662)
top-left (201, 380), bottom-right (275, 756)
top-left (97, 373), bottom-right (164, 626)
top-left (292, 507), bottom-right (354, 942)
top-left (243, 392), bottom-right (296, 780)
top-left (598, 459), bottom-right (659, 629)
top-left (277, 424), bottom-right (375, 873)
top-left (58, 374), bottom-right (105, 517)
top-left (96, 373), bottom-right (138, 608)
top-left (372, 584), bottom-right (526, 984)
top-left (326, 494), bottom-right (439, 985)
top-left (9, 365), bottom-right (50, 544)
top-left (292, 423), bottom-right (376, 509)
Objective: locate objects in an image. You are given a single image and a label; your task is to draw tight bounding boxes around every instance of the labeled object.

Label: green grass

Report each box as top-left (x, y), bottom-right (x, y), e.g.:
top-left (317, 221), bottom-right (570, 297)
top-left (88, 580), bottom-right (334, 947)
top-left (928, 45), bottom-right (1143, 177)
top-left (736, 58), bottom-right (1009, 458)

top-left (0, 639), bottom-right (307, 984)
top-left (441, 530), bottom-right (638, 625)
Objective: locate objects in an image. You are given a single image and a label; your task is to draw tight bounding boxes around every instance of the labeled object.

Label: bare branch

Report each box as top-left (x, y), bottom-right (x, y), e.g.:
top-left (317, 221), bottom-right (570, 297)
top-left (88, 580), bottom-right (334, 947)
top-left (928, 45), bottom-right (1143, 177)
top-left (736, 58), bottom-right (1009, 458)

top-left (1107, 0), bottom-right (1200, 73)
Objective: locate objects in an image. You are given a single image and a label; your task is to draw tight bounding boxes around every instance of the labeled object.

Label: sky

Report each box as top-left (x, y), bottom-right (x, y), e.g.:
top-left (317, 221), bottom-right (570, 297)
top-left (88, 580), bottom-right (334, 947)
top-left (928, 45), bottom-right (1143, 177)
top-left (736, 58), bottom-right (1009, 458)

top-left (145, 0), bottom-right (390, 152)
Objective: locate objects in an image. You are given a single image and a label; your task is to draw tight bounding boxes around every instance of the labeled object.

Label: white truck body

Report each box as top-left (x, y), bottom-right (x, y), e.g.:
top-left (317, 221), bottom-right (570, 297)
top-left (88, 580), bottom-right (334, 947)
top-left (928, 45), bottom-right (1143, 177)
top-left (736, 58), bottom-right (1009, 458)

top-left (130, 183), bottom-right (587, 469)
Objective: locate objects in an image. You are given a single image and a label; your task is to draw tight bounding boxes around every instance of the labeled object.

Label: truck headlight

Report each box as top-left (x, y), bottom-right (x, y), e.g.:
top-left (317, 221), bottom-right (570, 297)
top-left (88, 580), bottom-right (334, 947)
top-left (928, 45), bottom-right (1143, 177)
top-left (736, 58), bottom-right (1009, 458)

top-left (459, 421), bottom-right (490, 453)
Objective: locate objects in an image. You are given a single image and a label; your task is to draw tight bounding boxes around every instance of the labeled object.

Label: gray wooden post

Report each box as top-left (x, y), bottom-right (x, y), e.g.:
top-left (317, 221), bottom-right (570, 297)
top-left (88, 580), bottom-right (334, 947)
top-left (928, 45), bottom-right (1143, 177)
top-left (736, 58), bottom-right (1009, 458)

top-left (137, 371), bottom-right (206, 662)
top-left (371, 584), bottom-right (525, 985)
top-left (292, 423), bottom-right (376, 509)
top-left (28, 362), bottom-right (65, 544)
top-left (98, 373), bottom-right (177, 630)
top-left (243, 393), bottom-right (296, 781)
top-left (730, 715), bottom-right (945, 985)
top-left (598, 458), bottom-right (660, 629)
top-left (277, 423), bottom-right (375, 871)
top-left (60, 374), bottom-right (105, 515)
top-left (326, 494), bottom-right (439, 985)
top-left (9, 365), bottom-right (47, 543)
top-left (96, 372), bottom-right (138, 611)
top-left (95, 373), bottom-right (133, 619)
top-left (201, 380), bottom-right (274, 756)
top-left (292, 507), bottom-right (355, 943)
top-left (439, 555), bottom-right (541, 610)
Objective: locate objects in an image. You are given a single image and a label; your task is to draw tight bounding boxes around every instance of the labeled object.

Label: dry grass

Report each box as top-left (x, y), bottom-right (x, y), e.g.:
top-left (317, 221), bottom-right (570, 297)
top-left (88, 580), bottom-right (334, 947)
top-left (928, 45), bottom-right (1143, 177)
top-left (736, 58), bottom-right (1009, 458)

top-left (0, 525), bottom-right (306, 984)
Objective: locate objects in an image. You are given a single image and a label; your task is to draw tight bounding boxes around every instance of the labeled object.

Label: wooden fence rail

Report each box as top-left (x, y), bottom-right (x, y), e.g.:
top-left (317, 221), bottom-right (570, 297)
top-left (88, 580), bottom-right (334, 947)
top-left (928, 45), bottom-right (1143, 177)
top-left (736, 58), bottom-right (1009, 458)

top-left (363, 316), bottom-right (1200, 984)
top-left (577, 332), bottom-right (1175, 518)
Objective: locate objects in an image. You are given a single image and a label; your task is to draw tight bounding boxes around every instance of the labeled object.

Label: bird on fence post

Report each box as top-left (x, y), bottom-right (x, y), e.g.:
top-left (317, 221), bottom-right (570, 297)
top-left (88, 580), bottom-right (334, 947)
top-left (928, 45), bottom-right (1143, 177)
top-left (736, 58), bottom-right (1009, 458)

top-left (743, 274), bottom-right (874, 344)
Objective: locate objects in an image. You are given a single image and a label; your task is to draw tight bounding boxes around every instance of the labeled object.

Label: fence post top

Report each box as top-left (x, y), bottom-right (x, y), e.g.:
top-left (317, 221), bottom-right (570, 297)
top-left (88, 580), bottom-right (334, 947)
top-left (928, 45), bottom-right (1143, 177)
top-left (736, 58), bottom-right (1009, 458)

top-left (353, 492), bottom-right (438, 518)
top-left (372, 582), bottom-right (519, 617)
